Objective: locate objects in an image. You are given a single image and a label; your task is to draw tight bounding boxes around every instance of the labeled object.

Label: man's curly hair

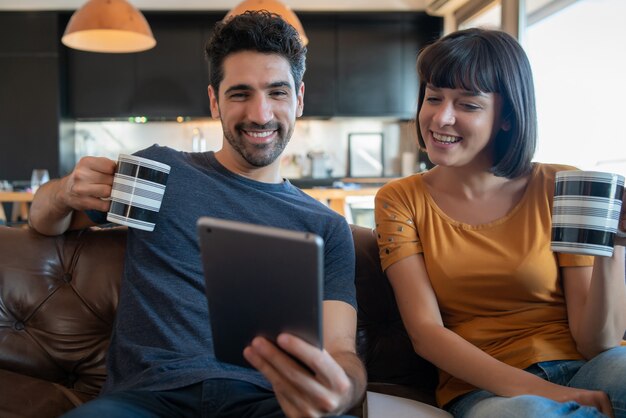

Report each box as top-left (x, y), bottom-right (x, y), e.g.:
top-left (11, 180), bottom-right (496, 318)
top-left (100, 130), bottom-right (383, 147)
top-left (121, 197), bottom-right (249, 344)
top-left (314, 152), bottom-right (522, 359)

top-left (205, 10), bottom-right (307, 94)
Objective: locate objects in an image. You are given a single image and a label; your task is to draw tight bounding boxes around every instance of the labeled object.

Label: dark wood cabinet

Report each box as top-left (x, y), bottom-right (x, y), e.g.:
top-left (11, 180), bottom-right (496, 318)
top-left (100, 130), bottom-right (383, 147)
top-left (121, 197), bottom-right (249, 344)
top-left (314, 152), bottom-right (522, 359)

top-left (66, 11), bottom-right (441, 120)
top-left (0, 12), bottom-right (58, 55)
top-left (68, 52), bottom-right (134, 118)
top-left (0, 12), bottom-right (60, 181)
top-left (336, 15), bottom-right (407, 117)
top-left (300, 12), bottom-right (442, 119)
top-left (300, 14), bottom-right (337, 118)
top-left (133, 15), bottom-right (211, 118)
top-left (67, 13), bottom-right (220, 119)
top-left (0, 11), bottom-right (443, 183)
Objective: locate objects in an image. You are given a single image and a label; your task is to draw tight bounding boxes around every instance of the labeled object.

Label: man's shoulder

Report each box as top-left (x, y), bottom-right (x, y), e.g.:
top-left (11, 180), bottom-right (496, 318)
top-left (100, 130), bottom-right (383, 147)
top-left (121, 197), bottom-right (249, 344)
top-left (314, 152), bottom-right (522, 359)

top-left (133, 144), bottom-right (180, 163)
top-left (286, 185), bottom-right (346, 221)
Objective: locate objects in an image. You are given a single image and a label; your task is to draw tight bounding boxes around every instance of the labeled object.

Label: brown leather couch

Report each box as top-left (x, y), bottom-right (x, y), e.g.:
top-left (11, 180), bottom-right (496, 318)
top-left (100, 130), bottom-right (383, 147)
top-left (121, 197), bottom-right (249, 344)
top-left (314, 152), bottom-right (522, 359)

top-left (0, 225), bottom-right (436, 418)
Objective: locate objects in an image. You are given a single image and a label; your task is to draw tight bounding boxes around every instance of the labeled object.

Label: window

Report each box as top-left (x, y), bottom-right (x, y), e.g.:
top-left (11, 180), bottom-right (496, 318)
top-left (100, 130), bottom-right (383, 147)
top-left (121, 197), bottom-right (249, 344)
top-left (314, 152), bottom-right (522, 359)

top-left (457, 0), bottom-right (502, 30)
top-left (525, 0), bottom-right (626, 176)
top-left (451, 0), bottom-right (626, 176)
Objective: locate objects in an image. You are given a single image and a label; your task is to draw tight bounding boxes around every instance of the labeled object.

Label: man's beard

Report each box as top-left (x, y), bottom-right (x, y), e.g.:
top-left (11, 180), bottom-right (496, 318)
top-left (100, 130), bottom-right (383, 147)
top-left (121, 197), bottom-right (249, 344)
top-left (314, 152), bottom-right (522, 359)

top-left (223, 121), bottom-right (293, 167)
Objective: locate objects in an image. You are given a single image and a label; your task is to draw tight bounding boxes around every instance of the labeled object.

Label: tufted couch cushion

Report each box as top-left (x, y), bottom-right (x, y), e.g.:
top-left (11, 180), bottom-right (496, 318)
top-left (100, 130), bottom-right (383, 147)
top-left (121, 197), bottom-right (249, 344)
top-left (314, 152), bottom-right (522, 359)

top-left (0, 226), bottom-right (126, 417)
top-left (0, 225), bottom-right (437, 417)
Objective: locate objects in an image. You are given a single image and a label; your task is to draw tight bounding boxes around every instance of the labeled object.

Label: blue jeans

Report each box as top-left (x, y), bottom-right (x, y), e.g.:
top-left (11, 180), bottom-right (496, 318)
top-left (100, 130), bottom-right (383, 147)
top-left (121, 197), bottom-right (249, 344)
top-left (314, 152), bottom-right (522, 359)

top-left (446, 346), bottom-right (626, 418)
top-left (61, 378), bottom-right (357, 418)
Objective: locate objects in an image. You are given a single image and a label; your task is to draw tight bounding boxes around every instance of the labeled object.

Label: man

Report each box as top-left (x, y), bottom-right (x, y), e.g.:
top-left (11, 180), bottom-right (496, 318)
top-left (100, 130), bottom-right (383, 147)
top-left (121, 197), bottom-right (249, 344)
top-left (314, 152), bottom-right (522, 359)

top-left (29, 11), bottom-right (366, 418)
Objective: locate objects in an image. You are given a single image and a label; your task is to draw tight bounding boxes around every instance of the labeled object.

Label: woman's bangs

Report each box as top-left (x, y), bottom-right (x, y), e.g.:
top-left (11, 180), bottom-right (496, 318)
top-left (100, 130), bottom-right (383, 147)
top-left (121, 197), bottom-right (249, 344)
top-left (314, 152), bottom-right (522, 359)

top-left (421, 43), bottom-right (499, 94)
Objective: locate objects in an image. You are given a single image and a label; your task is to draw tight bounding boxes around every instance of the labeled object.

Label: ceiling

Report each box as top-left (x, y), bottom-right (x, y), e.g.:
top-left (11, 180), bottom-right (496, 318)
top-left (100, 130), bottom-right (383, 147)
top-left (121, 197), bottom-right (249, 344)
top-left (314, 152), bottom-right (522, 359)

top-left (0, 0), bottom-right (430, 12)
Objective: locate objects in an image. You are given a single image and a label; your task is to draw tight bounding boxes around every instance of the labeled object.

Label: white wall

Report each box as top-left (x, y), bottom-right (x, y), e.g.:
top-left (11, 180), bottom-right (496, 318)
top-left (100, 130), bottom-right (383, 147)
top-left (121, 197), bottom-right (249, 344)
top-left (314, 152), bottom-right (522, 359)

top-left (74, 118), bottom-right (416, 178)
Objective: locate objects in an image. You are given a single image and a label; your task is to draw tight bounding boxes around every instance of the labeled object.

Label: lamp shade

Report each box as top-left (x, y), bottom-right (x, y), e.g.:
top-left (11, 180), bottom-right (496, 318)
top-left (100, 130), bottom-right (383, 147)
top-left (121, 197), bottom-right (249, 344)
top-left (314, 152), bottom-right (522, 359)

top-left (225, 0), bottom-right (308, 46)
top-left (62, 0), bottom-right (156, 53)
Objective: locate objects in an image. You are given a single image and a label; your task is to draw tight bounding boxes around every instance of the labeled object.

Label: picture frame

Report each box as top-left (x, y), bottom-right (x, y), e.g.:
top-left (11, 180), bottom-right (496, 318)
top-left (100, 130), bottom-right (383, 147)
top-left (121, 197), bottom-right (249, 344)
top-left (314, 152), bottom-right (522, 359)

top-left (347, 132), bottom-right (384, 178)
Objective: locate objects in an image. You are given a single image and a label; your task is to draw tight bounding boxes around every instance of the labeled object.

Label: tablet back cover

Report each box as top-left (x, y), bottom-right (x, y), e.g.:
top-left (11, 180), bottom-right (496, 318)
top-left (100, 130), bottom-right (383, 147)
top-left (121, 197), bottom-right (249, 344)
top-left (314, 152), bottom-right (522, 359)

top-left (197, 216), bottom-right (323, 368)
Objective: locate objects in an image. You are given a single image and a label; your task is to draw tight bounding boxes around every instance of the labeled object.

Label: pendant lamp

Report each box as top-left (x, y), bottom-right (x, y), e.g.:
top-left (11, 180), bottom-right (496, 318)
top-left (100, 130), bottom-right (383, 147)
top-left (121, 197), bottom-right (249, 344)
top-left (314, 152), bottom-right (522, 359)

top-left (62, 0), bottom-right (156, 53)
top-left (225, 0), bottom-right (308, 46)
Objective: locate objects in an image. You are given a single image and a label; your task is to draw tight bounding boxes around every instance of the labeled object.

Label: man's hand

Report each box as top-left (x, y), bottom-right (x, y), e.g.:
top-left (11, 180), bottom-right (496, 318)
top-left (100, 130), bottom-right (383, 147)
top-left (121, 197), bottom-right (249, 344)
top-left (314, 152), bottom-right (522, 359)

top-left (243, 333), bottom-right (354, 417)
top-left (58, 156), bottom-right (116, 212)
top-left (29, 156), bottom-right (117, 236)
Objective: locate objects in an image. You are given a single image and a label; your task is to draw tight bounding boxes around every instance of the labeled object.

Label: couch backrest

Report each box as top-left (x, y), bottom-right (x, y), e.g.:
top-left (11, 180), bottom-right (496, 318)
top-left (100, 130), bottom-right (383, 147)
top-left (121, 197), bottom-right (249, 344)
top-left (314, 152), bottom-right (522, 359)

top-left (0, 226), bottom-right (126, 395)
top-left (0, 225), bottom-right (436, 396)
top-left (351, 225), bottom-right (437, 394)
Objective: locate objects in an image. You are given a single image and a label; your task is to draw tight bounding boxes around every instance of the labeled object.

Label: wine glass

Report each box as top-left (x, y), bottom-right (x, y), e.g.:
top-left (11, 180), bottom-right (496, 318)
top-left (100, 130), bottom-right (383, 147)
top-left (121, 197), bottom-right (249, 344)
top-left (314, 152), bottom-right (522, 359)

top-left (30, 169), bottom-right (50, 194)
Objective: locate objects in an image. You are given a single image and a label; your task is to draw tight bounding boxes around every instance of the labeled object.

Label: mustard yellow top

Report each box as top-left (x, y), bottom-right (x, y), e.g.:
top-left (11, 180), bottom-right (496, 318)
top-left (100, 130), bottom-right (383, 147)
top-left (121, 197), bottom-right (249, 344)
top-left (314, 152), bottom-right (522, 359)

top-left (375, 163), bottom-right (594, 407)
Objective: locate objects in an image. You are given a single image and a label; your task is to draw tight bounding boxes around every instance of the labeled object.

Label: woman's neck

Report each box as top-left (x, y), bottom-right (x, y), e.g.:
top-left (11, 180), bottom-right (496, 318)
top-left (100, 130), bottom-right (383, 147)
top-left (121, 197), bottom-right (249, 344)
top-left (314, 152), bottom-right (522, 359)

top-left (424, 165), bottom-right (511, 201)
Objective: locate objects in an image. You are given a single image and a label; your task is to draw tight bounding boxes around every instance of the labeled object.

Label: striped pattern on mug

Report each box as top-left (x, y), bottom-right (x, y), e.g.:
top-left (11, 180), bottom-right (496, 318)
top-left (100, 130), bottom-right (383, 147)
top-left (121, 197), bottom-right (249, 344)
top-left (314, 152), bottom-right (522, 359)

top-left (551, 171), bottom-right (624, 257)
top-left (106, 154), bottom-right (170, 232)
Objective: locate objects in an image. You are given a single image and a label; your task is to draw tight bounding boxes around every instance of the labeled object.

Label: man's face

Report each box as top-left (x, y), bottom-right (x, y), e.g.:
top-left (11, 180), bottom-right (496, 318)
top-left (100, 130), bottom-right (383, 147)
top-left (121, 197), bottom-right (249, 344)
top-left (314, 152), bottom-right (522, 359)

top-left (209, 51), bottom-right (304, 169)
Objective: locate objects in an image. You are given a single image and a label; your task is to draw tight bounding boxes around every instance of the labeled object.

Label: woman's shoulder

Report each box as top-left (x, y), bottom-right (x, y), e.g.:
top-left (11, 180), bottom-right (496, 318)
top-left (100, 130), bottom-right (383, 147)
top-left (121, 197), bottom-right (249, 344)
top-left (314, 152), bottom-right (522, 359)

top-left (532, 162), bottom-right (579, 182)
top-left (377, 173), bottom-right (425, 197)
top-left (534, 162), bottom-right (579, 175)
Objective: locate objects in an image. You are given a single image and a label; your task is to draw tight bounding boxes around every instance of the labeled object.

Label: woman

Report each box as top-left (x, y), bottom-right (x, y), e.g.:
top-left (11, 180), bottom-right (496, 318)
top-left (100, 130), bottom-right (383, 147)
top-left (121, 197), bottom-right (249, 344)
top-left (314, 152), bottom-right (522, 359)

top-left (375, 28), bottom-right (626, 418)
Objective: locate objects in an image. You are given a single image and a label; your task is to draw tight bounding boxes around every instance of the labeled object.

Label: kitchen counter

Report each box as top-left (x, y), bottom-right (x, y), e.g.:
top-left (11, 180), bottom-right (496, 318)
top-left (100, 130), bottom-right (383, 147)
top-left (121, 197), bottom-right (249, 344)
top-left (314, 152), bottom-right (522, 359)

top-left (0, 191), bottom-right (33, 223)
top-left (302, 187), bottom-right (379, 217)
top-left (289, 177), bottom-right (399, 189)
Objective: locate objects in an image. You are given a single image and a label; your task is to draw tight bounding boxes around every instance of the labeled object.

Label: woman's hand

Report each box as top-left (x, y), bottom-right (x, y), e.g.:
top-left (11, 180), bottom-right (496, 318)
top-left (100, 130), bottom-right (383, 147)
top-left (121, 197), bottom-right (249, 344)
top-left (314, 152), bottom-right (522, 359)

top-left (615, 188), bottom-right (626, 246)
top-left (536, 382), bottom-right (613, 418)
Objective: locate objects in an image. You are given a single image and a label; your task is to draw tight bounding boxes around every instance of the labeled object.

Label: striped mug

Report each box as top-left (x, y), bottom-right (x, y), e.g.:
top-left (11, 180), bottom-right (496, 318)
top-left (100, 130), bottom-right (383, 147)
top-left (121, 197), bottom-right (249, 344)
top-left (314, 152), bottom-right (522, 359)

top-left (107, 154), bottom-right (170, 232)
top-left (551, 170), bottom-right (625, 257)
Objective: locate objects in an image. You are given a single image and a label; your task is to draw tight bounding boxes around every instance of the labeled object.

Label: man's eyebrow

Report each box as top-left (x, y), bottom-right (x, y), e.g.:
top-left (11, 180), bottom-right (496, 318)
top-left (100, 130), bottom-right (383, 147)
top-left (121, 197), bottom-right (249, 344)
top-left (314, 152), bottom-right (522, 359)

top-left (223, 81), bottom-right (293, 95)
top-left (267, 81), bottom-right (292, 89)
top-left (224, 84), bottom-right (252, 94)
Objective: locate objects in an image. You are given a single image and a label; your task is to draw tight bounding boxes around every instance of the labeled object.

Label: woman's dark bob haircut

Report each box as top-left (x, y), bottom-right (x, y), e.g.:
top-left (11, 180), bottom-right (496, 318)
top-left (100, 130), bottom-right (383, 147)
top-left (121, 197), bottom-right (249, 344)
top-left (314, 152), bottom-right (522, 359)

top-left (416, 28), bottom-right (537, 179)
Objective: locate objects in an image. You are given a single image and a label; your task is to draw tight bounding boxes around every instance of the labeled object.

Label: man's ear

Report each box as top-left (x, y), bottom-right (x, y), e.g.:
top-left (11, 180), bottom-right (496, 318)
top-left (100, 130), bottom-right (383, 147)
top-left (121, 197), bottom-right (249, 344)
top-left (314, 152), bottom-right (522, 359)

top-left (296, 82), bottom-right (305, 117)
top-left (208, 85), bottom-right (220, 119)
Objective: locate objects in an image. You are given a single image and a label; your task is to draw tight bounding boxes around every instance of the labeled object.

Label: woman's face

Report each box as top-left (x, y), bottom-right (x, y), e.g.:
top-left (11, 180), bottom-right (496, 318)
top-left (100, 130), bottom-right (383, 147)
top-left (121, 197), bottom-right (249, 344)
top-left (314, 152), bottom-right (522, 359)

top-left (419, 84), bottom-right (509, 170)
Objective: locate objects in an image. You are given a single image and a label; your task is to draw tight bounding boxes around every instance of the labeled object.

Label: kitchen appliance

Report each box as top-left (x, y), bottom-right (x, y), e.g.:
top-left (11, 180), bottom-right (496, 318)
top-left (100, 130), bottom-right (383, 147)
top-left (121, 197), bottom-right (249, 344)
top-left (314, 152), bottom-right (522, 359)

top-left (307, 151), bottom-right (330, 179)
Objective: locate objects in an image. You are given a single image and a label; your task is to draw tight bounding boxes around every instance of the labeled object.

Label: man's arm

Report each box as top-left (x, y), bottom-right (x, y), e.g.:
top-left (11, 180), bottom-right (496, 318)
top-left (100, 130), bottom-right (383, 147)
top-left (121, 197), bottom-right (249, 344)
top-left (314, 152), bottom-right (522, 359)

top-left (29, 156), bottom-right (116, 236)
top-left (243, 300), bottom-right (366, 417)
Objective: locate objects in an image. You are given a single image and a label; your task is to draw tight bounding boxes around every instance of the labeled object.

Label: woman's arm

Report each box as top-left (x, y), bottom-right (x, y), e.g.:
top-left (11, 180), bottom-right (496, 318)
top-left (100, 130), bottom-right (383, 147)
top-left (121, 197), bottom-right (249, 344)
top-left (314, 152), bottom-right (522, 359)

top-left (563, 189), bottom-right (626, 358)
top-left (563, 247), bottom-right (626, 359)
top-left (386, 254), bottom-right (613, 414)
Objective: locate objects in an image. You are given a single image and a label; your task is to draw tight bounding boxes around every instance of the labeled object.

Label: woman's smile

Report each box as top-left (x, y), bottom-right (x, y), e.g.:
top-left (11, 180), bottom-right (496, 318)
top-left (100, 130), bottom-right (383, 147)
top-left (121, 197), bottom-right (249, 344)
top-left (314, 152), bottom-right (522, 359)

top-left (432, 131), bottom-right (462, 144)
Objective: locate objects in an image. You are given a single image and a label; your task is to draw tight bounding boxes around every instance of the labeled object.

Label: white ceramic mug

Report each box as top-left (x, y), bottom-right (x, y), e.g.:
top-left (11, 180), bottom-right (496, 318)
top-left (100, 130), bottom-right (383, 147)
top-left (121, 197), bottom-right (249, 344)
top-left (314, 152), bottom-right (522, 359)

top-left (551, 170), bottom-right (625, 257)
top-left (106, 154), bottom-right (170, 232)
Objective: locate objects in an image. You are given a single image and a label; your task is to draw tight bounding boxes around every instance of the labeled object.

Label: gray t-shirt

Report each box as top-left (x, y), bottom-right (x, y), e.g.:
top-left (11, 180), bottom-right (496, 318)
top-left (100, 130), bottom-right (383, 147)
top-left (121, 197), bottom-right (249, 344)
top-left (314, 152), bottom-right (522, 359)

top-left (90, 145), bottom-right (356, 394)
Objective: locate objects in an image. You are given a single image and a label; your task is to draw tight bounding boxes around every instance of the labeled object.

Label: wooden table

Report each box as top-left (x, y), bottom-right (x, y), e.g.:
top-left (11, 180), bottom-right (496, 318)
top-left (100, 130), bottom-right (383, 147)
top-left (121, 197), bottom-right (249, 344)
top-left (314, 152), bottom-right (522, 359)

top-left (0, 188), bottom-right (380, 223)
top-left (303, 188), bottom-right (379, 216)
top-left (0, 191), bottom-right (34, 223)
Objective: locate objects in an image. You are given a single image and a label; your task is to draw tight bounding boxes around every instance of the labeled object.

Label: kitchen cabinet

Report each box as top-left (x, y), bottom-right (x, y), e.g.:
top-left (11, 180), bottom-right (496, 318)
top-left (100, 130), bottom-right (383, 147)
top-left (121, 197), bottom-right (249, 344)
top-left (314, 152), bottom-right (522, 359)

top-left (300, 12), bottom-right (442, 118)
top-left (0, 12), bottom-right (61, 181)
top-left (68, 52), bottom-right (135, 118)
top-left (300, 14), bottom-right (337, 118)
top-left (336, 15), bottom-right (407, 116)
top-left (66, 11), bottom-right (441, 120)
top-left (0, 12), bottom-right (58, 55)
top-left (67, 13), bottom-right (220, 119)
top-left (133, 15), bottom-right (212, 118)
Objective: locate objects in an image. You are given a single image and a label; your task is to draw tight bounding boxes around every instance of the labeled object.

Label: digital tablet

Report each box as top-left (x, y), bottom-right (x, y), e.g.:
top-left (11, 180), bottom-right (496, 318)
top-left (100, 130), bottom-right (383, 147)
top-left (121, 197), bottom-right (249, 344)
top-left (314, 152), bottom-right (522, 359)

top-left (196, 216), bottom-right (324, 369)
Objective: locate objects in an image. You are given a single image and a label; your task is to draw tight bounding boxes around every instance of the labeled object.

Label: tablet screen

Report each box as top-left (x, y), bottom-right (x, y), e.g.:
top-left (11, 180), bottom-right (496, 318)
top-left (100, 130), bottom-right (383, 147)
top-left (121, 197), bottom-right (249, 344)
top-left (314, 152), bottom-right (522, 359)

top-left (197, 217), bottom-right (323, 368)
